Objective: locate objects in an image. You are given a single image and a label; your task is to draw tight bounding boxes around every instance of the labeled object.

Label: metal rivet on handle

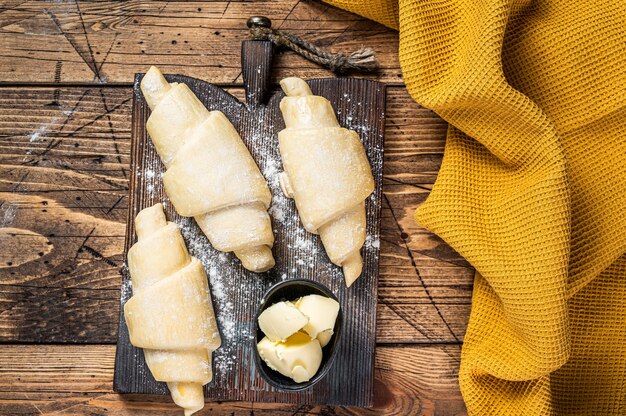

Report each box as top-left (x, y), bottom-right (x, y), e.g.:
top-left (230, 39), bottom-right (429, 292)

top-left (247, 16), bottom-right (272, 29)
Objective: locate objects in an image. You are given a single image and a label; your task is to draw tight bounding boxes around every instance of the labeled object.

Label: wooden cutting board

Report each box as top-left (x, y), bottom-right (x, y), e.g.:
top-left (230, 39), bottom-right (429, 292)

top-left (113, 39), bottom-right (386, 407)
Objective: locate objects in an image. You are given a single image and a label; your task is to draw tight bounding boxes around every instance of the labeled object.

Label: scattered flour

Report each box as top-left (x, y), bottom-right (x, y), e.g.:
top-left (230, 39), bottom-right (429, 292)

top-left (262, 156), bottom-right (288, 226)
top-left (1, 204), bottom-right (16, 227)
top-left (119, 266), bottom-right (133, 298)
top-left (365, 234), bottom-right (380, 249)
top-left (141, 169), bottom-right (158, 196)
top-left (29, 125), bottom-right (48, 142)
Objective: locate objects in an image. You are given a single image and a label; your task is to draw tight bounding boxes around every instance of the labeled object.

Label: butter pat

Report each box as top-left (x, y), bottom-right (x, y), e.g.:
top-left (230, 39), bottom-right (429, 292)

top-left (257, 332), bottom-right (322, 383)
top-left (258, 301), bottom-right (308, 342)
top-left (315, 330), bottom-right (333, 348)
top-left (295, 295), bottom-right (340, 345)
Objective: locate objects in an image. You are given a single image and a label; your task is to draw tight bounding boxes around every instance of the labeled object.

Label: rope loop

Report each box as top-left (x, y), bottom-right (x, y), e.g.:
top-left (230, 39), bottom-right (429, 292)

top-left (248, 18), bottom-right (378, 73)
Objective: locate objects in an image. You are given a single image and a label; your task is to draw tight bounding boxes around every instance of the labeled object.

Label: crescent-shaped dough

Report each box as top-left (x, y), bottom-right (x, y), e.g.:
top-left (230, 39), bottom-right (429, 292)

top-left (140, 66), bottom-right (275, 272)
top-left (124, 203), bottom-right (221, 416)
top-left (278, 78), bottom-right (374, 287)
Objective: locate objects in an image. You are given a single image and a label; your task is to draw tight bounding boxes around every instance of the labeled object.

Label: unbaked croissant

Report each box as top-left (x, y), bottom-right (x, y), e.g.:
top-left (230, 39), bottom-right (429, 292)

top-left (277, 78), bottom-right (375, 287)
top-left (140, 66), bottom-right (275, 272)
top-left (124, 203), bottom-right (221, 416)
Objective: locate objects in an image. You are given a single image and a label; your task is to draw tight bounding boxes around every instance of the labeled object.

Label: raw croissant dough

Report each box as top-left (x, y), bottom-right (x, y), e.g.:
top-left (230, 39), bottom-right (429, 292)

top-left (278, 78), bottom-right (374, 286)
top-left (124, 203), bottom-right (221, 416)
top-left (140, 66), bottom-right (275, 272)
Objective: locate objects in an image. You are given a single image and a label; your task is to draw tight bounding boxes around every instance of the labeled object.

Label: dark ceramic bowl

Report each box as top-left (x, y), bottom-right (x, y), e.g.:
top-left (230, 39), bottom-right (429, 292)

top-left (253, 279), bottom-right (343, 390)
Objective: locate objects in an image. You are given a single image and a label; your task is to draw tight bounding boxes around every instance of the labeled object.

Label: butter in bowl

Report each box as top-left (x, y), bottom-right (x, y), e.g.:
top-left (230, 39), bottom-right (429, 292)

top-left (254, 279), bottom-right (342, 390)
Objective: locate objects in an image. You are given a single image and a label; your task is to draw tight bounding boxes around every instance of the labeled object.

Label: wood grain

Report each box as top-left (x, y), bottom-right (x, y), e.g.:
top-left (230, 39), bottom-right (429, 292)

top-left (0, 344), bottom-right (466, 415)
top-left (0, 0), bottom-right (402, 85)
top-left (0, 86), bottom-right (471, 346)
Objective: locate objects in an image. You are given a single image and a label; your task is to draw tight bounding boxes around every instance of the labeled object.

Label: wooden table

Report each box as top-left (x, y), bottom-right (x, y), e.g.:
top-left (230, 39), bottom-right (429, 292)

top-left (0, 1), bottom-right (471, 414)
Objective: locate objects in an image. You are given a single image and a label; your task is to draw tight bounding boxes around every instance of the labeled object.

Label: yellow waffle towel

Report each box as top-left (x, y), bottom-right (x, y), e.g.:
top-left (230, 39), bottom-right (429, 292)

top-left (324, 0), bottom-right (626, 413)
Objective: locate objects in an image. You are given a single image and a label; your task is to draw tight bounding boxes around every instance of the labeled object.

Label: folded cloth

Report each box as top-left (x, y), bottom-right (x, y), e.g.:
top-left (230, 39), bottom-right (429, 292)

top-left (323, 0), bottom-right (626, 414)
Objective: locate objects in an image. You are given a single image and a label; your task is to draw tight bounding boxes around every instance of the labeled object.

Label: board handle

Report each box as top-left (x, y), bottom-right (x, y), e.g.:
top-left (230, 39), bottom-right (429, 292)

top-left (242, 17), bottom-right (274, 108)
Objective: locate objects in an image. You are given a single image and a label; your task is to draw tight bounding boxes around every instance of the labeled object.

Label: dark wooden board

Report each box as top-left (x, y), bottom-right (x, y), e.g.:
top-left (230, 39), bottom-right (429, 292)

top-left (113, 40), bottom-right (386, 407)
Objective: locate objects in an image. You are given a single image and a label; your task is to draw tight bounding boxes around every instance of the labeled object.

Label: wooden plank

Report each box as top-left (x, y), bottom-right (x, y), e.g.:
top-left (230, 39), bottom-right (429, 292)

top-left (0, 86), bottom-right (473, 345)
top-left (0, 344), bottom-right (467, 415)
top-left (0, 1), bottom-right (402, 85)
